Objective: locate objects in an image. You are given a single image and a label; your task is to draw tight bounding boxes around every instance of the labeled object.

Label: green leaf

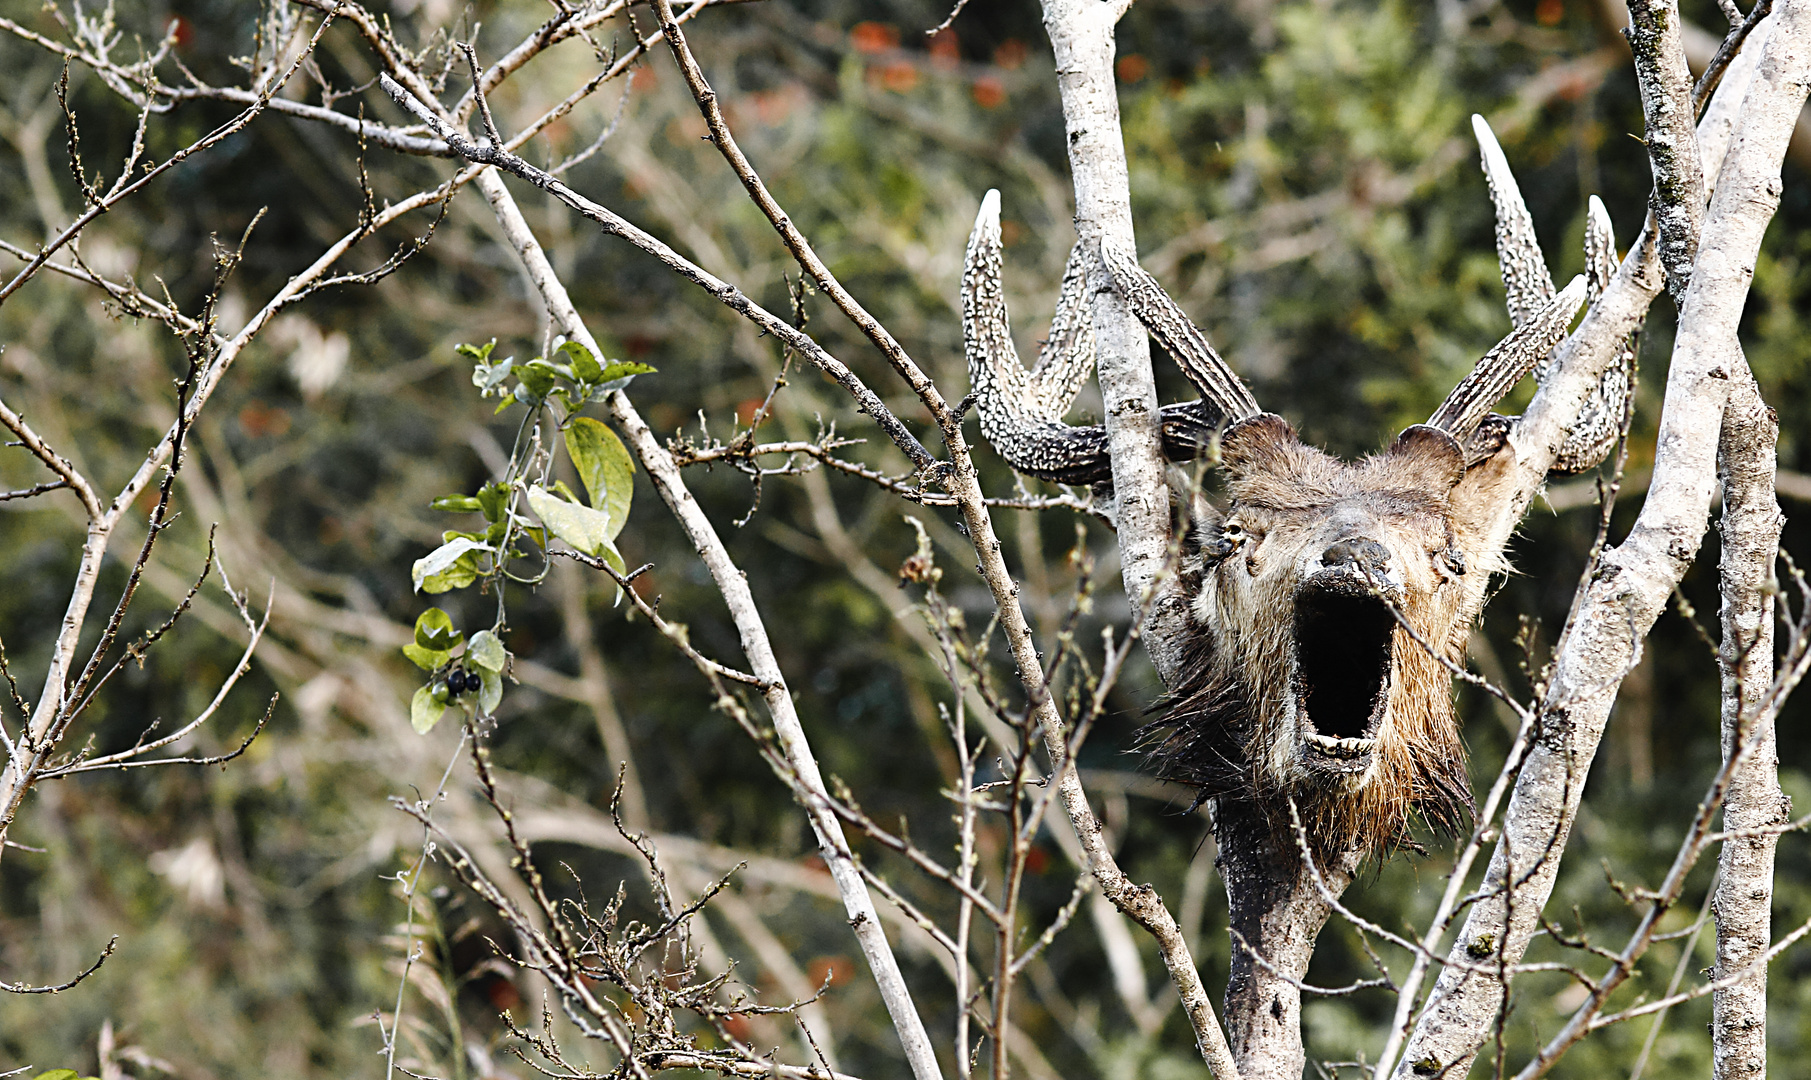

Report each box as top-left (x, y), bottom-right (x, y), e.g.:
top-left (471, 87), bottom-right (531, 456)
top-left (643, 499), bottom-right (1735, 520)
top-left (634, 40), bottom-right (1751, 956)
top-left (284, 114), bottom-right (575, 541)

top-left (413, 607), bottom-right (460, 650)
top-left (565, 417), bottom-right (635, 540)
top-left (477, 666), bottom-right (503, 714)
top-left (421, 559), bottom-right (480, 594)
top-left (556, 339), bottom-right (604, 381)
top-left (431, 494), bottom-right (484, 513)
top-left (526, 485), bottom-right (621, 561)
top-left (494, 393), bottom-right (516, 414)
top-left (476, 481), bottom-right (510, 522)
top-left (410, 685), bottom-right (446, 734)
top-left (516, 360), bottom-right (559, 399)
top-left (466, 629), bottom-right (507, 673)
top-left (464, 339), bottom-right (515, 397)
top-left (33, 1071), bottom-right (80, 1080)
top-left (597, 360), bottom-right (656, 383)
top-left (455, 339), bottom-right (496, 363)
top-left (402, 643), bottom-right (448, 672)
top-left (412, 538), bottom-right (489, 594)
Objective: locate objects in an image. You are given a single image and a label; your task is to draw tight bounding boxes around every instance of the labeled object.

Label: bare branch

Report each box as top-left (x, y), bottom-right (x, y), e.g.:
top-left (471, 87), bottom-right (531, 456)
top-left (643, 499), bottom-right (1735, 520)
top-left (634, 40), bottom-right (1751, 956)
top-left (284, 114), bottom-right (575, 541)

top-left (377, 72), bottom-right (935, 473)
top-left (1, 935), bottom-right (116, 994)
top-left (0, 478), bottom-right (70, 502)
top-left (1709, 375), bottom-right (1786, 1075)
top-left (1394, 10), bottom-right (1811, 1071)
top-left (1627, 0), bottom-right (1708, 300)
top-left (0, 6), bottom-right (337, 306)
top-left (648, 0), bottom-right (962, 433)
top-left (1693, 1), bottom-right (1776, 111)
top-left (0, 397), bottom-right (101, 518)
top-left (462, 166), bottom-right (945, 1080)
top-left (638, 1051), bottom-right (864, 1080)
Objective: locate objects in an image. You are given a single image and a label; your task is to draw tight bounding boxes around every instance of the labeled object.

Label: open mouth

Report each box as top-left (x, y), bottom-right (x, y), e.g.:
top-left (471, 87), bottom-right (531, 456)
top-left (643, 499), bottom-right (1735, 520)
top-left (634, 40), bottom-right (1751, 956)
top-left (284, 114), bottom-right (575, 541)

top-left (1292, 578), bottom-right (1395, 770)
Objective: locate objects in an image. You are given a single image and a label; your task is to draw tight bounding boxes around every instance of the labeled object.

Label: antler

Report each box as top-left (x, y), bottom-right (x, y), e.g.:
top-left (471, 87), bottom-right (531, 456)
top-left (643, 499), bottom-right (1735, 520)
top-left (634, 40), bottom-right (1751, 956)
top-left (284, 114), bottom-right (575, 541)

top-left (1556, 196), bottom-right (1634, 472)
top-left (1459, 116), bottom-right (1632, 472)
top-left (962, 191), bottom-right (1224, 484)
top-left (1098, 238), bottom-right (1260, 422)
top-left (1426, 275), bottom-right (1588, 439)
top-left (1474, 114), bottom-right (1556, 327)
top-left (963, 190), bottom-right (1108, 482)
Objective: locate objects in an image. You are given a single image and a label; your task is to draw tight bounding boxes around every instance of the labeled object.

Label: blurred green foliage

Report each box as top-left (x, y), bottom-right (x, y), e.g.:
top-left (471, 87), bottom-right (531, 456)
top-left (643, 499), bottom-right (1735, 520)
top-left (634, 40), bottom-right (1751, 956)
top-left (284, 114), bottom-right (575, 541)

top-left (0, 0), bottom-right (1807, 1077)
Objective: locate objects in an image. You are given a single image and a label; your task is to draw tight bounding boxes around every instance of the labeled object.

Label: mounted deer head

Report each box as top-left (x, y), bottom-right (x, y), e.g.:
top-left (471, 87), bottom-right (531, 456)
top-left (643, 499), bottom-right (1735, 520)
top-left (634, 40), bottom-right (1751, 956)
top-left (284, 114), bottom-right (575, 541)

top-left (963, 117), bottom-right (1627, 864)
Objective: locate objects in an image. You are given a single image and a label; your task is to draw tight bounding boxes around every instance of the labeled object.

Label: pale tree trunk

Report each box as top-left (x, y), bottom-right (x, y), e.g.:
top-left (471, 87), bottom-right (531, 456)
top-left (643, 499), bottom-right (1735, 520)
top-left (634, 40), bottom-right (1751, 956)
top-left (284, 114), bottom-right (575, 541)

top-left (1040, 0), bottom-right (1190, 683)
top-left (1711, 370), bottom-right (1788, 1078)
top-left (1215, 799), bottom-right (1357, 1080)
top-left (1039, 6), bottom-right (1345, 1077)
top-left (1392, 5), bottom-right (1811, 1075)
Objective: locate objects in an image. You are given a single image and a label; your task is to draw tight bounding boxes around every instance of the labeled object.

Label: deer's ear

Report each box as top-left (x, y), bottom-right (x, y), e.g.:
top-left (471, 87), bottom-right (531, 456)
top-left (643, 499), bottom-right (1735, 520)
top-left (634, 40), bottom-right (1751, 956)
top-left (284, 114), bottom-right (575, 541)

top-left (1218, 413), bottom-right (1298, 479)
top-left (1387, 425), bottom-right (1466, 491)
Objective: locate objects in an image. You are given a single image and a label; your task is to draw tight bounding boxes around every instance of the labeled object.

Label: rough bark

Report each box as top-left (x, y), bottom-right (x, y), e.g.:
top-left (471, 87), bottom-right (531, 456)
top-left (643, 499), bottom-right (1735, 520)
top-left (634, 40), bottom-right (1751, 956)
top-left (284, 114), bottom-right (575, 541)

top-left (1391, 7), bottom-right (1811, 1075)
top-left (1711, 371), bottom-right (1788, 1080)
top-left (1215, 798), bottom-right (1357, 1080)
top-left (1035, 7), bottom-right (1243, 1076)
top-left (1040, 0), bottom-right (1191, 684)
top-left (1626, 0), bottom-right (1707, 300)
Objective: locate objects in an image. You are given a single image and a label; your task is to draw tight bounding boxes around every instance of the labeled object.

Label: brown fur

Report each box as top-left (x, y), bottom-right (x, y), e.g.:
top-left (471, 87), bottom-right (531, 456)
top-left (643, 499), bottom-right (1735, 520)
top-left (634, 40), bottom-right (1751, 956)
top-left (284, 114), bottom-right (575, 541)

top-left (1145, 415), bottom-right (1508, 867)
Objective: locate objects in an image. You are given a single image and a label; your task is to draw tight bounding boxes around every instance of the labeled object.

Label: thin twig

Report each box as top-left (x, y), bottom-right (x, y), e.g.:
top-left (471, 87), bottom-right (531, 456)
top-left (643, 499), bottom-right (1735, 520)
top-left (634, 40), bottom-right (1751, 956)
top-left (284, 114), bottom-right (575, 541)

top-left (2, 935), bottom-right (117, 994)
top-left (377, 70), bottom-right (936, 473)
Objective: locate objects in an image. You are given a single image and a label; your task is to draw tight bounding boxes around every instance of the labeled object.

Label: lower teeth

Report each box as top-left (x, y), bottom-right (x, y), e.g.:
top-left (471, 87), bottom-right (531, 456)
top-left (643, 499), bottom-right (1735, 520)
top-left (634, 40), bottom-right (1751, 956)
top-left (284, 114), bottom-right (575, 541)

top-left (1306, 734), bottom-right (1371, 758)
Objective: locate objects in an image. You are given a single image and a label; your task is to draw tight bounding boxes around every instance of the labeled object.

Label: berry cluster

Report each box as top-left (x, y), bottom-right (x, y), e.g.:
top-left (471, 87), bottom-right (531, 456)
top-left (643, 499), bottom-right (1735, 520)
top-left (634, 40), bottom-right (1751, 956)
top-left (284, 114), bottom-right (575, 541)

top-left (445, 668), bottom-right (482, 697)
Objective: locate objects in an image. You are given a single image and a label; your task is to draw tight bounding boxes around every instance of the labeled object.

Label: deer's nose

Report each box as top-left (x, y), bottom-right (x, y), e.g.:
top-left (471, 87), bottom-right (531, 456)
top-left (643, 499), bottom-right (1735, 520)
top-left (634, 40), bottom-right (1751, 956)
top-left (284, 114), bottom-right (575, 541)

top-left (1321, 537), bottom-right (1391, 577)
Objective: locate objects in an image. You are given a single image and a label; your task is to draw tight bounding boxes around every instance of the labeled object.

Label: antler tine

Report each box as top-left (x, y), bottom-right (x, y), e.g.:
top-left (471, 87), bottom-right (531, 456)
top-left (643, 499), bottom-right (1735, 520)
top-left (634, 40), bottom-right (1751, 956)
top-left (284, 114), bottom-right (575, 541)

top-left (1550, 196), bottom-right (1633, 474)
top-left (1099, 236), bottom-right (1261, 423)
top-left (964, 190), bottom-right (1117, 482)
top-left (961, 193), bottom-right (1232, 484)
top-left (964, 189), bottom-right (1029, 418)
top-left (1429, 275), bottom-right (1587, 438)
top-left (1585, 195), bottom-right (1617, 303)
top-left (1028, 240), bottom-right (1098, 419)
top-left (1472, 114), bottom-right (1556, 330)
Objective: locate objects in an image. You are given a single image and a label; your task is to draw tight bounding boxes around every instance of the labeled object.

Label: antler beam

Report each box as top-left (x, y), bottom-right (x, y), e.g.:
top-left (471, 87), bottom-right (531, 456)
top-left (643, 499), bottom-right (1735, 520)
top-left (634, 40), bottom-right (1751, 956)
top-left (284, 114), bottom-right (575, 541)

top-left (962, 191), bottom-right (1224, 484)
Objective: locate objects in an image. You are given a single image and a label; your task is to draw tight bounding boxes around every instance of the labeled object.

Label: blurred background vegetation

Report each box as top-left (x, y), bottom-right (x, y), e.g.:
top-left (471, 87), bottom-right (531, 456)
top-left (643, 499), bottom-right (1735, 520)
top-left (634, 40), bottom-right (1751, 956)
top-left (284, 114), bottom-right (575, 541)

top-left (0, 0), bottom-right (1808, 1076)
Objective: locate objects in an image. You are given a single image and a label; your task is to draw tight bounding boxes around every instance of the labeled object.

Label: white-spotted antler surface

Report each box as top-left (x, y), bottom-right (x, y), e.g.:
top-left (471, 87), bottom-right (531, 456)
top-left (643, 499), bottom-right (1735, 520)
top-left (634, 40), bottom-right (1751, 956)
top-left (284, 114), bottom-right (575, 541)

top-left (1098, 237), bottom-right (1260, 421)
top-left (1472, 115), bottom-right (1632, 473)
top-left (962, 190), bottom-right (1219, 483)
top-left (1428, 275), bottom-right (1589, 440)
top-left (1555, 196), bottom-right (1635, 472)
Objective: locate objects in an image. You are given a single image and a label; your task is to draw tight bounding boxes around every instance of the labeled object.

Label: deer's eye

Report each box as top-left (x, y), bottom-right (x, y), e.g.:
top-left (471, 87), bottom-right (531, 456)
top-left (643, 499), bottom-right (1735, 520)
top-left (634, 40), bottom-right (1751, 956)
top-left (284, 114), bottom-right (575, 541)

top-left (1198, 521), bottom-right (1242, 567)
